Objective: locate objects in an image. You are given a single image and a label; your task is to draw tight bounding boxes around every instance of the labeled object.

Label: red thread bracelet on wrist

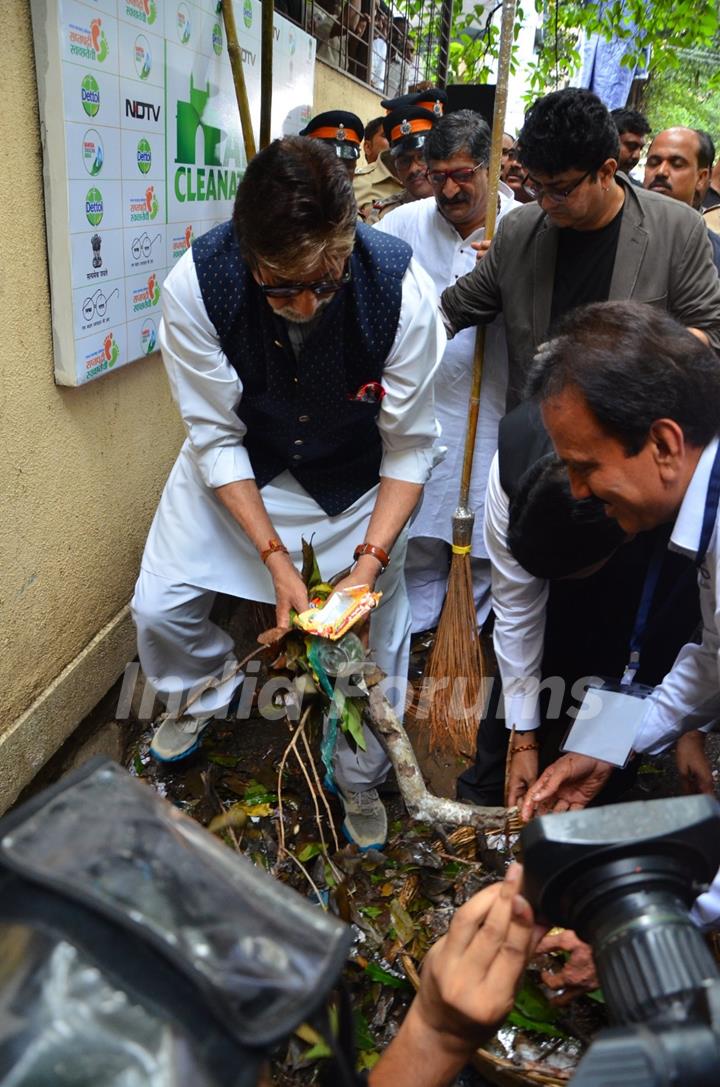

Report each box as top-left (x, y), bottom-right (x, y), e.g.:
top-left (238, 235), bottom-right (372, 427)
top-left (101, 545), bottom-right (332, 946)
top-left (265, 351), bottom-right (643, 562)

top-left (353, 543), bottom-right (390, 571)
top-left (261, 538), bottom-right (289, 564)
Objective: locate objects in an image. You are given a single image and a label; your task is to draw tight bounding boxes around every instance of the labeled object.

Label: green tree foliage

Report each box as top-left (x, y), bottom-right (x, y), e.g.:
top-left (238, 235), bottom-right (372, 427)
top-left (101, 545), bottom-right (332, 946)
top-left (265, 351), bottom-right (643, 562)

top-left (641, 51), bottom-right (720, 147)
top-left (402, 0), bottom-right (719, 100)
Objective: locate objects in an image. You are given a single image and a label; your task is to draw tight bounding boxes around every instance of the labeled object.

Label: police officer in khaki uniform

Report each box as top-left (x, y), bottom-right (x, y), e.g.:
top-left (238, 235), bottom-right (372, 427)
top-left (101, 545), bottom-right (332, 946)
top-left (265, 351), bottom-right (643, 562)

top-left (364, 106), bottom-right (437, 223)
top-left (354, 88), bottom-right (446, 217)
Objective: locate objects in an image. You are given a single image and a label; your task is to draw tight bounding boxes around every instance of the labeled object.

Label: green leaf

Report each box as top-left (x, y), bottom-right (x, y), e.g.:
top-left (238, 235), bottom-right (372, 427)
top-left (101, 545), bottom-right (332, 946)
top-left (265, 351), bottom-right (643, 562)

top-left (208, 754), bottom-right (238, 768)
top-left (297, 842), bottom-right (325, 862)
top-left (303, 1041), bottom-right (332, 1060)
top-left (243, 780), bottom-right (278, 804)
top-left (359, 905), bottom-right (383, 919)
top-left (353, 1010), bottom-right (376, 1051)
top-left (301, 536), bottom-right (324, 590)
top-left (389, 899), bottom-right (416, 945)
top-left (132, 753), bottom-right (144, 776)
top-left (364, 962), bottom-right (409, 989)
top-left (513, 978), bottom-right (560, 1023)
top-left (340, 698), bottom-right (367, 751)
top-left (587, 988), bottom-right (606, 1004)
top-left (507, 1009), bottom-right (568, 1038)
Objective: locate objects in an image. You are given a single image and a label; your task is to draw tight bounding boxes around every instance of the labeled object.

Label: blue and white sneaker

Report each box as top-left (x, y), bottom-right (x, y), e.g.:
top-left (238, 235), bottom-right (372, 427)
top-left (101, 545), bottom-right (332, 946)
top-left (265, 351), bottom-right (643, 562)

top-left (324, 778), bottom-right (387, 851)
top-left (149, 713), bottom-right (214, 763)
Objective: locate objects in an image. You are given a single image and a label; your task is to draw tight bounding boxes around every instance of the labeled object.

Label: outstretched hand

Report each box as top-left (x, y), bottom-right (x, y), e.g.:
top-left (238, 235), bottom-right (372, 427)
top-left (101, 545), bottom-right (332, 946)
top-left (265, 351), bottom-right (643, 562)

top-left (534, 929), bottom-right (598, 1005)
top-left (370, 864), bottom-right (547, 1087)
top-left (675, 730), bottom-right (715, 795)
top-left (520, 753), bottom-right (613, 822)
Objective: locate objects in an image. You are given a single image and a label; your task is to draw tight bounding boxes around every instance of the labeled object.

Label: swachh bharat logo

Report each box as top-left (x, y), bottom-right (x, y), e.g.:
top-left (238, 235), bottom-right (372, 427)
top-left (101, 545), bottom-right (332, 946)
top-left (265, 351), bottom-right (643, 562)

top-left (104, 332), bottom-right (120, 367)
top-left (129, 185), bottom-right (159, 221)
top-left (131, 273), bottom-right (161, 314)
top-left (126, 0), bottom-right (157, 26)
top-left (85, 187), bottom-right (104, 226)
top-left (69, 18), bottom-right (109, 63)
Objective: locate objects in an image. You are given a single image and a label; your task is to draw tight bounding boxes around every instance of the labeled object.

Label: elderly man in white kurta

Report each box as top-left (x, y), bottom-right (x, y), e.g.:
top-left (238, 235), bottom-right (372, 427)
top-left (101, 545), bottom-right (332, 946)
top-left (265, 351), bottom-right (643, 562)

top-left (375, 109), bottom-right (518, 632)
top-left (131, 136), bottom-right (444, 850)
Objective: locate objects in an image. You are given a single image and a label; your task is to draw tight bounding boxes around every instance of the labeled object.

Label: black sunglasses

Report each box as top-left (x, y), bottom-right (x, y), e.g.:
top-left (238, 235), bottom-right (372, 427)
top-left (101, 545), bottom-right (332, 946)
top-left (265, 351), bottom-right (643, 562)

top-left (259, 262), bottom-right (352, 299)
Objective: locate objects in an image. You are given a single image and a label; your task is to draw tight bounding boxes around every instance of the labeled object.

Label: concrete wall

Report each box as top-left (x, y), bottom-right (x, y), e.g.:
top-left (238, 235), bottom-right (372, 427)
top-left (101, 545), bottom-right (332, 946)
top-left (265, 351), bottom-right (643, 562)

top-left (0, 6), bottom-right (381, 813)
top-left (314, 59), bottom-right (382, 128)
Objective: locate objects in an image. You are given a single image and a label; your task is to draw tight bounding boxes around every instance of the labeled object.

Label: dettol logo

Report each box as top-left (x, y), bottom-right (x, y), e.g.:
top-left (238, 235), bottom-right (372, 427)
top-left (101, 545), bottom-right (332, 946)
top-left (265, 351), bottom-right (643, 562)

top-left (137, 137), bottom-right (152, 174)
top-left (81, 74), bottom-right (100, 118)
top-left (85, 187), bottom-right (104, 226)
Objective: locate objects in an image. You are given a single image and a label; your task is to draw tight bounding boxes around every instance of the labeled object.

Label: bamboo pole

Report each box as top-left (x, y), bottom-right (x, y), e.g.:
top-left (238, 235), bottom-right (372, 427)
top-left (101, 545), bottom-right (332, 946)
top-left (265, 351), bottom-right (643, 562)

top-left (222, 0), bottom-right (257, 163)
top-left (260, 0), bottom-right (274, 149)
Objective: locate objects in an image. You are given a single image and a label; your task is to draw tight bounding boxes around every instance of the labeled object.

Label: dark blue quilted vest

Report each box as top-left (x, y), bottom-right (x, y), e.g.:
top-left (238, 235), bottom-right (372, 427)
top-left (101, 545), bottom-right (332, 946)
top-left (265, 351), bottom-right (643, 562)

top-left (192, 221), bottom-right (412, 515)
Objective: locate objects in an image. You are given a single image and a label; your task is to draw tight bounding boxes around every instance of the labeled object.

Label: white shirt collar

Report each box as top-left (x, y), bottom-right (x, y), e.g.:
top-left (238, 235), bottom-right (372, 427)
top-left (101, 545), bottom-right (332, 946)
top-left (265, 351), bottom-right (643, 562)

top-left (670, 436), bottom-right (720, 557)
top-left (431, 180), bottom-right (517, 244)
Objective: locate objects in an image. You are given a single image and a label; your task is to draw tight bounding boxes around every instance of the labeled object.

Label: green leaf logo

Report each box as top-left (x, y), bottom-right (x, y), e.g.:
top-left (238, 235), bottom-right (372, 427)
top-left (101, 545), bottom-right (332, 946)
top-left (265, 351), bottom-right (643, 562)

top-left (85, 186), bottom-right (104, 227)
top-left (81, 74), bottom-right (100, 118)
top-left (137, 137), bottom-right (152, 175)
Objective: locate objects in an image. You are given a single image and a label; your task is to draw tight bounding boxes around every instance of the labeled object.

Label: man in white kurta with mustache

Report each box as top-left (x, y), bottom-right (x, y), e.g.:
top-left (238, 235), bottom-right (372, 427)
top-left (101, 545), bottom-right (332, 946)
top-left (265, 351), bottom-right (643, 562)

top-left (131, 136), bottom-right (444, 850)
top-left (375, 109), bottom-right (519, 632)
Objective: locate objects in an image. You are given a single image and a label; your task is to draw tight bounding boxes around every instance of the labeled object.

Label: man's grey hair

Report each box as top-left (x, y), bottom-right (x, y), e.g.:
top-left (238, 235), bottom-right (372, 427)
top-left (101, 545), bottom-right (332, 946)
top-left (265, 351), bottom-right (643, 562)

top-left (424, 109), bottom-right (491, 165)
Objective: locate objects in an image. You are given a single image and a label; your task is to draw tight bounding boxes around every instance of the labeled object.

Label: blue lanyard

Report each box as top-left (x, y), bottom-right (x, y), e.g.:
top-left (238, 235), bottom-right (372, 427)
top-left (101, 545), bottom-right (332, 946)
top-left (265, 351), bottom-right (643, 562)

top-left (621, 539), bottom-right (666, 686)
top-left (696, 441), bottom-right (720, 568)
top-left (621, 440), bottom-right (720, 685)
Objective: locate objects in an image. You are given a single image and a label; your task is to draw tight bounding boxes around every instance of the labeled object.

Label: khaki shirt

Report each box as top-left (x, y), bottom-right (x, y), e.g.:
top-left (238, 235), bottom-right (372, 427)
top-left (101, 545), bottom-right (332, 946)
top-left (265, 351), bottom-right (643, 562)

top-left (363, 190), bottom-right (413, 225)
top-left (353, 149), bottom-right (404, 213)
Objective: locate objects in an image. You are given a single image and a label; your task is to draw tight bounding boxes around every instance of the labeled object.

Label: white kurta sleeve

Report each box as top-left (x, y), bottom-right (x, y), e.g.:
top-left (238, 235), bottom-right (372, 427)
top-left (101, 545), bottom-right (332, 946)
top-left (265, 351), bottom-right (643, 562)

top-left (158, 251), bottom-right (254, 490)
top-left (485, 454), bottom-right (548, 731)
top-left (376, 257), bottom-right (444, 484)
top-left (633, 590), bottom-right (720, 754)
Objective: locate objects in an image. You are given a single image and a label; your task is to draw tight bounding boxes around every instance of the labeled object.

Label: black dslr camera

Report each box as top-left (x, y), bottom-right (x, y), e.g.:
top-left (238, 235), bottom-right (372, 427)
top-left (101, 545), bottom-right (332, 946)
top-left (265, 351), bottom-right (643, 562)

top-left (522, 795), bottom-right (720, 1086)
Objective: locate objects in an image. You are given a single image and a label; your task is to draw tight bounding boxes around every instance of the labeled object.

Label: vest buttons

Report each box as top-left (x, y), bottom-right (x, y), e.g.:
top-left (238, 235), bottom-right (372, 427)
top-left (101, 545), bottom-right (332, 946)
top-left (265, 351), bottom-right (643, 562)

top-left (298, 414), bottom-right (310, 423)
top-left (294, 439), bottom-right (304, 446)
top-left (292, 454), bottom-right (302, 461)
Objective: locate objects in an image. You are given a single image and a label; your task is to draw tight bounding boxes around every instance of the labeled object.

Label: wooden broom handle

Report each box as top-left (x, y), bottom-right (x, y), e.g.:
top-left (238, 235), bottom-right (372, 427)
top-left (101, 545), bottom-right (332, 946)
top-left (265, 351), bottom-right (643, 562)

top-left (458, 0), bottom-right (518, 509)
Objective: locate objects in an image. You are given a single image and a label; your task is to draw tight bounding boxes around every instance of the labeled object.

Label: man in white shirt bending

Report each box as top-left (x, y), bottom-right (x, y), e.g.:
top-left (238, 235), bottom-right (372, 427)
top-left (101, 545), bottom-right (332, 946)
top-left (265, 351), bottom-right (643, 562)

top-left (521, 300), bottom-right (720, 833)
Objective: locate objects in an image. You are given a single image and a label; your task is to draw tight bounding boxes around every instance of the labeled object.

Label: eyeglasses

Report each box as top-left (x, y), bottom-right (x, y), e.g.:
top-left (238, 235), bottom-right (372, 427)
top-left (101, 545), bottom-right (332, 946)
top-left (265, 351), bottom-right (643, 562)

top-left (427, 162), bottom-right (485, 187)
top-left (523, 169), bottom-right (592, 203)
top-left (258, 263), bottom-right (352, 299)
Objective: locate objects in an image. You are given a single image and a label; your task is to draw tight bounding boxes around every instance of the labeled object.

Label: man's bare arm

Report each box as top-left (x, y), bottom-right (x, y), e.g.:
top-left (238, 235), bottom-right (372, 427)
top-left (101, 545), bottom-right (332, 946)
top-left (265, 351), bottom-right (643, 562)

top-left (215, 480), bottom-right (309, 627)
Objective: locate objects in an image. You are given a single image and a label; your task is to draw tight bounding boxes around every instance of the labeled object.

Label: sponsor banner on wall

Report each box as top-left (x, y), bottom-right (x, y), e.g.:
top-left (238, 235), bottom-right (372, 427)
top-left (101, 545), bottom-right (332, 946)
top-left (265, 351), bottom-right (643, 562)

top-left (31, 0), bottom-right (316, 385)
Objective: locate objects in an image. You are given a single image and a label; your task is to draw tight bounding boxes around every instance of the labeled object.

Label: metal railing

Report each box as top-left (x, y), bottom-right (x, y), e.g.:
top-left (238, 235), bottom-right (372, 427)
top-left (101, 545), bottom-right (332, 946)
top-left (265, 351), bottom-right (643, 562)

top-left (276, 0), bottom-right (451, 96)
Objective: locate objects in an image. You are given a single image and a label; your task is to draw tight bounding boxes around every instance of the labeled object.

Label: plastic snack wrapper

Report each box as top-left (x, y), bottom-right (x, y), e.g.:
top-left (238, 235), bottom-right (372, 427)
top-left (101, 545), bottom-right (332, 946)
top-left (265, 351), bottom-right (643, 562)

top-left (294, 585), bottom-right (382, 640)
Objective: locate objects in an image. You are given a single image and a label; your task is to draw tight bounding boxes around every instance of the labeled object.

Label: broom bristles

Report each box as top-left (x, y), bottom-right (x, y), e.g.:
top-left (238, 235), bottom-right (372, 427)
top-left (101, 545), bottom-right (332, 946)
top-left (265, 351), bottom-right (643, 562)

top-left (421, 550), bottom-right (486, 755)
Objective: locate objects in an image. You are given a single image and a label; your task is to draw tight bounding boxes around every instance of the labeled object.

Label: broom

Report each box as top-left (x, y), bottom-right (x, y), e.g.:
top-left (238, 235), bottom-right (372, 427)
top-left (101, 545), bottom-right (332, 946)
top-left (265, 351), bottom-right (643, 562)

top-left (424, 0), bottom-right (518, 755)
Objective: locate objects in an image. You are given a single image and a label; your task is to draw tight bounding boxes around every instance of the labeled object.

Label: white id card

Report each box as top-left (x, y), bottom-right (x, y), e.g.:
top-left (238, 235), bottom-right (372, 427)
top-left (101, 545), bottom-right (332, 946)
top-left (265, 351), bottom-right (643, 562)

top-left (561, 679), bottom-right (654, 768)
